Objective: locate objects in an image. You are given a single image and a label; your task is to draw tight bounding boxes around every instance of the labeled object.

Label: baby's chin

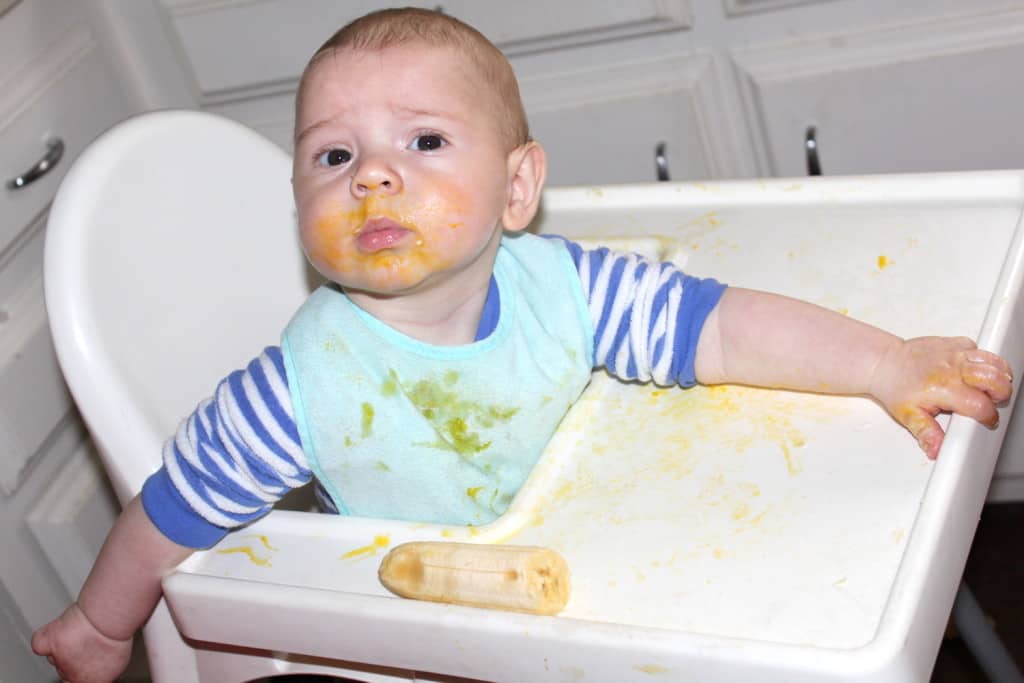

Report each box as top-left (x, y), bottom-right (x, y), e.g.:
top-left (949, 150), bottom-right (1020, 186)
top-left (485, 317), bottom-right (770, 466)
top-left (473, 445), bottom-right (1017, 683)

top-left (330, 267), bottom-right (444, 298)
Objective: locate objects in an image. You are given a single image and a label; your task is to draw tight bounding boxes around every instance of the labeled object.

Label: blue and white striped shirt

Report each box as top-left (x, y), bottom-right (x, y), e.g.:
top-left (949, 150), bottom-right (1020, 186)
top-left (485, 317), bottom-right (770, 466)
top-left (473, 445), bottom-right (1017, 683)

top-left (141, 236), bottom-right (725, 547)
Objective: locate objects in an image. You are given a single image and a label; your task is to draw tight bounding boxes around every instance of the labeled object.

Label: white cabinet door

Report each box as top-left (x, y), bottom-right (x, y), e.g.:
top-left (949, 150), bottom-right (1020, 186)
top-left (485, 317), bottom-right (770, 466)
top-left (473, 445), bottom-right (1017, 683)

top-left (0, 1), bottom-right (139, 679)
top-left (732, 9), bottom-right (1024, 177)
top-left (521, 51), bottom-right (745, 185)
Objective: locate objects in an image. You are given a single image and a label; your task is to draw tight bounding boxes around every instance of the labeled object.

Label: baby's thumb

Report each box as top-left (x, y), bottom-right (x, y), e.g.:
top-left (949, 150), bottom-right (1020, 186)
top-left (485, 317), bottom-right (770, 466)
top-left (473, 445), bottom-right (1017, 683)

top-left (897, 406), bottom-right (945, 459)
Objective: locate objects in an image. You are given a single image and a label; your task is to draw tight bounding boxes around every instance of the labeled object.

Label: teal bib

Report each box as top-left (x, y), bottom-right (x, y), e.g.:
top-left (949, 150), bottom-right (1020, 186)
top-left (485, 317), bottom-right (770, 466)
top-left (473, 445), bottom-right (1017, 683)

top-left (281, 233), bottom-right (594, 525)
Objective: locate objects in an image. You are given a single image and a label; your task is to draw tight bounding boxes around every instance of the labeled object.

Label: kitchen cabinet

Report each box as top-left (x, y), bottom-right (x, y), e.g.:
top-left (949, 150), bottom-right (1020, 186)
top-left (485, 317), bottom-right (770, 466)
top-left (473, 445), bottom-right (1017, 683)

top-left (0, 1), bottom-right (139, 680)
top-left (731, 8), bottom-right (1024, 177)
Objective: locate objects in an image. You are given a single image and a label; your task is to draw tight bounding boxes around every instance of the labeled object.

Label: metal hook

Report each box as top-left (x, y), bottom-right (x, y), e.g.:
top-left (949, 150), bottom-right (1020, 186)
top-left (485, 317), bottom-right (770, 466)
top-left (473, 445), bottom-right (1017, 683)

top-left (805, 126), bottom-right (822, 176)
top-left (655, 142), bottom-right (670, 181)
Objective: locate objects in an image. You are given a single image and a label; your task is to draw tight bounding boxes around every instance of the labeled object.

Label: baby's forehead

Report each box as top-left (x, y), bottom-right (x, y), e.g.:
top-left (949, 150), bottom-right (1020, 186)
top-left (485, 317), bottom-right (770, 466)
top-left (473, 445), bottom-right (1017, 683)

top-left (309, 42), bottom-right (486, 83)
top-left (296, 39), bottom-right (526, 149)
top-left (300, 43), bottom-right (499, 110)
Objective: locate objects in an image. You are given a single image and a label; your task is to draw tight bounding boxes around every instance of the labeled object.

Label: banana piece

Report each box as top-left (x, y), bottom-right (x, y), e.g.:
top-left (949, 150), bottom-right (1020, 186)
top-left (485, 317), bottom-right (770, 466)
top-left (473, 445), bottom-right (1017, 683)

top-left (378, 541), bottom-right (570, 615)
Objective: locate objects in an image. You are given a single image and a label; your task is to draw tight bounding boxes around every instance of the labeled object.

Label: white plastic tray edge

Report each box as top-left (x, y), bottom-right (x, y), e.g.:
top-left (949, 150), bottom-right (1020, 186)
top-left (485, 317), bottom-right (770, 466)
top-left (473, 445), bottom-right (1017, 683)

top-left (540, 170), bottom-right (1024, 210)
top-left (864, 197), bottom-right (1024, 677)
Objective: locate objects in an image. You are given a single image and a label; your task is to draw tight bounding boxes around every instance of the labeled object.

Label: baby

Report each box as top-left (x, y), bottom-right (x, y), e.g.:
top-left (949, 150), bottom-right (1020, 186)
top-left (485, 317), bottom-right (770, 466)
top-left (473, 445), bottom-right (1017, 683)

top-left (33, 7), bottom-right (1012, 683)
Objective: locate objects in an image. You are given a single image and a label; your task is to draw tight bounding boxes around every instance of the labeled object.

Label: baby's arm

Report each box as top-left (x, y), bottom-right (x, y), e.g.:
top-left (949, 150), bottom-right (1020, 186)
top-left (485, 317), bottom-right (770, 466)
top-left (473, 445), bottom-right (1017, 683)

top-left (31, 495), bottom-right (194, 683)
top-left (33, 348), bottom-right (308, 682)
top-left (695, 287), bottom-right (1013, 458)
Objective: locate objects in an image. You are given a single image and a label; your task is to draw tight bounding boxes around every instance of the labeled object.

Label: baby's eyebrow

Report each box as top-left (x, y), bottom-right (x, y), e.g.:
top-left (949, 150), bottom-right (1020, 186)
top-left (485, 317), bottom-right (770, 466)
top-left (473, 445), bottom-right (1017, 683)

top-left (392, 103), bottom-right (465, 123)
top-left (294, 118), bottom-right (333, 146)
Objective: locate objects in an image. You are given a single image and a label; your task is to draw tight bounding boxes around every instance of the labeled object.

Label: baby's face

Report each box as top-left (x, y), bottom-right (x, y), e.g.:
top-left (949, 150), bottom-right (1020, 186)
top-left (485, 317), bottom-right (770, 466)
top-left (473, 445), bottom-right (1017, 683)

top-left (292, 44), bottom-right (514, 296)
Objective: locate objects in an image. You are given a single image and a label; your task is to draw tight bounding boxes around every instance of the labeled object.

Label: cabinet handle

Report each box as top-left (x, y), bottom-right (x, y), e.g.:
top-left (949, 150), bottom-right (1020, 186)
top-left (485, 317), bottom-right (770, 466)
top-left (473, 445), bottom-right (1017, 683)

top-left (805, 126), bottom-right (822, 176)
top-left (655, 141), bottom-right (670, 181)
top-left (6, 137), bottom-right (64, 190)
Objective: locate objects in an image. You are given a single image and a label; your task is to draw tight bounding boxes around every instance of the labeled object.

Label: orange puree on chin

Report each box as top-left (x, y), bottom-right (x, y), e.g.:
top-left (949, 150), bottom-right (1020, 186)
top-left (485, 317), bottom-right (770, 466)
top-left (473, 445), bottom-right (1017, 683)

top-left (304, 182), bottom-right (473, 289)
top-left (307, 203), bottom-right (460, 289)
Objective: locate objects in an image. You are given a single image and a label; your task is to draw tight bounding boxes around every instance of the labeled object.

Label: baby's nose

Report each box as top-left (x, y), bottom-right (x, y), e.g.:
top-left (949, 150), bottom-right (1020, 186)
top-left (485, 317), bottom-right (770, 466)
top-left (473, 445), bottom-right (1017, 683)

top-left (352, 156), bottom-right (402, 196)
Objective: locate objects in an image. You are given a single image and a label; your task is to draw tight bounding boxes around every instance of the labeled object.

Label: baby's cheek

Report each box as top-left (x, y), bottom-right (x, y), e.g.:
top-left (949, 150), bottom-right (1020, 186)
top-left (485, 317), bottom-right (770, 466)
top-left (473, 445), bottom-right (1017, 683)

top-left (303, 212), bottom-right (358, 264)
top-left (301, 224), bottom-right (339, 268)
top-left (417, 180), bottom-right (475, 226)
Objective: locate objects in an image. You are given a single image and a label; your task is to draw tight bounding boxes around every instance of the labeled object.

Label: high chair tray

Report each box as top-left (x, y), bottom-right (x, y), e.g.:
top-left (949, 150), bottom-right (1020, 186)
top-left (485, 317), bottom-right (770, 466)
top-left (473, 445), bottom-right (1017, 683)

top-left (164, 171), bottom-right (1024, 682)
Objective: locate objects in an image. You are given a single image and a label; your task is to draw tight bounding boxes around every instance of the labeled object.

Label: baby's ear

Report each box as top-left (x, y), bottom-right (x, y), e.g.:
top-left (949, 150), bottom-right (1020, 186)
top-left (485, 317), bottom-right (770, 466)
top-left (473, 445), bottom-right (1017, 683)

top-left (502, 141), bottom-right (547, 232)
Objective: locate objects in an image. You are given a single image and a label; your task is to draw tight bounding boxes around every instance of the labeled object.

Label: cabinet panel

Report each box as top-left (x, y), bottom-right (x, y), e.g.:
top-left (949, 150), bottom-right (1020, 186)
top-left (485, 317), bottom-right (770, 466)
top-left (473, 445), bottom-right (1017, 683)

top-left (0, 269), bottom-right (73, 497)
top-left (723, 0), bottom-right (839, 15)
top-left (28, 438), bottom-right (120, 597)
top-left (0, 2), bottom-right (139, 678)
top-left (435, 0), bottom-right (691, 54)
top-left (159, 0), bottom-right (691, 102)
top-left (524, 54), bottom-right (742, 185)
top-left (0, 417), bottom-right (87, 629)
top-left (1, 25), bottom-right (133, 256)
top-left (1, 8), bottom-right (120, 501)
top-left (0, 0), bottom-right (82, 75)
top-left (1, 0), bottom-right (136, 495)
top-left (732, 10), bottom-right (1024, 176)
top-left (0, 580), bottom-right (53, 682)
top-left (207, 91), bottom-right (297, 154)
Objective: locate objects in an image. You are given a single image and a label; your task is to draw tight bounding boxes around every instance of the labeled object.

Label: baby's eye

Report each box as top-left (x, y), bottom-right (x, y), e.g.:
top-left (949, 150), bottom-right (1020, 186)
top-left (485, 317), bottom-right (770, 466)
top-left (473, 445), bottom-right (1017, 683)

top-left (409, 134), bottom-right (446, 152)
top-left (317, 148), bottom-right (352, 167)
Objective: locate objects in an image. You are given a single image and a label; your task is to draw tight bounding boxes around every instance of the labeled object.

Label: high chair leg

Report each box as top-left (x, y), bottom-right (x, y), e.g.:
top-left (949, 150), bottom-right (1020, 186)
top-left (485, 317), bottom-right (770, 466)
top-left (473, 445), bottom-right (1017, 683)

top-left (952, 582), bottom-right (1024, 683)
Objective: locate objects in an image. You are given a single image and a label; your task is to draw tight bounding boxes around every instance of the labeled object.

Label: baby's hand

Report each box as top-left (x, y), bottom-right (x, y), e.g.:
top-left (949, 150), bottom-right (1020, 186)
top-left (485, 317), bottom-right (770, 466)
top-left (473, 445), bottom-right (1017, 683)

top-left (32, 603), bottom-right (132, 683)
top-left (868, 336), bottom-right (1013, 459)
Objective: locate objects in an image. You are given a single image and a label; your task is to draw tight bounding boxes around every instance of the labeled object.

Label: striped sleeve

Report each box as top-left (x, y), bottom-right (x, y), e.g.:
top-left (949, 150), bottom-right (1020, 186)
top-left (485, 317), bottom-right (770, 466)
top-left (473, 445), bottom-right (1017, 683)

top-left (141, 346), bottom-right (311, 548)
top-left (545, 235), bottom-right (726, 387)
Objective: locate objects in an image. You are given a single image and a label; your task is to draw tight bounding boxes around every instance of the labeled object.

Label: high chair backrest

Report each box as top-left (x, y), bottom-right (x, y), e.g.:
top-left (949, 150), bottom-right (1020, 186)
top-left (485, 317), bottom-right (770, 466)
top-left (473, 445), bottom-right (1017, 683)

top-left (45, 110), bottom-right (313, 503)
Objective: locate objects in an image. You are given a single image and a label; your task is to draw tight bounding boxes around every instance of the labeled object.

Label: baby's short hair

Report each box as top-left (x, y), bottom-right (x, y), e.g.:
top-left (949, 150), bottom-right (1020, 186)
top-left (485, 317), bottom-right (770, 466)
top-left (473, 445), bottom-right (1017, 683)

top-left (296, 7), bottom-right (530, 150)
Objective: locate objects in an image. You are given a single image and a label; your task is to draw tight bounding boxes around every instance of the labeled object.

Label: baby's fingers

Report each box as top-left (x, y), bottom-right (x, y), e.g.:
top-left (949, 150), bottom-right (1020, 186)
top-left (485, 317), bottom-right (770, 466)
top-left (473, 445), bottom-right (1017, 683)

top-left (894, 404), bottom-right (945, 459)
top-left (948, 386), bottom-right (1001, 430)
top-left (962, 350), bottom-right (1013, 403)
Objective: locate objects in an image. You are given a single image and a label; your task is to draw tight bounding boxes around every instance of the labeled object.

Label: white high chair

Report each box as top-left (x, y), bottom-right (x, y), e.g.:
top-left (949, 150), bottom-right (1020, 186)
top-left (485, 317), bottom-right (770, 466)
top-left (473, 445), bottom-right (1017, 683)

top-left (44, 110), bottom-right (406, 682)
top-left (46, 110), bottom-right (1024, 683)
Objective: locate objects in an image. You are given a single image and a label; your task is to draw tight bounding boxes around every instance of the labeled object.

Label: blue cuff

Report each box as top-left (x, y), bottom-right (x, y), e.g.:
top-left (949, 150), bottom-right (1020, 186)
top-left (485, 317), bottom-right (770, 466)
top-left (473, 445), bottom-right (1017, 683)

top-left (672, 278), bottom-right (727, 387)
top-left (141, 468), bottom-right (231, 549)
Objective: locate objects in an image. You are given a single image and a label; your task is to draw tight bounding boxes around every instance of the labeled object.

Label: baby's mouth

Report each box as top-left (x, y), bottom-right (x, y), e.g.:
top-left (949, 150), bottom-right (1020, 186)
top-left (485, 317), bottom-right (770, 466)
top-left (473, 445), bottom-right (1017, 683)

top-left (356, 217), bottom-right (413, 253)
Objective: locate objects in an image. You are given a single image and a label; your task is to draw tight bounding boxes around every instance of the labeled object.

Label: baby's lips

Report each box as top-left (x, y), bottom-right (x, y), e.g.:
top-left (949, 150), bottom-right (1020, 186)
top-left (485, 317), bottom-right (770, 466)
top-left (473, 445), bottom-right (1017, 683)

top-left (356, 217), bottom-right (414, 252)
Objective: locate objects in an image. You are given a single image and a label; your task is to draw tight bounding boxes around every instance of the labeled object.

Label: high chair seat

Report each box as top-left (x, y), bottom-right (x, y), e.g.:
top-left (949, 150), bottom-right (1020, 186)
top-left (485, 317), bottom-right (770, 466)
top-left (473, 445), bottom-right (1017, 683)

top-left (46, 110), bottom-right (307, 502)
top-left (45, 110), bottom-right (414, 681)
